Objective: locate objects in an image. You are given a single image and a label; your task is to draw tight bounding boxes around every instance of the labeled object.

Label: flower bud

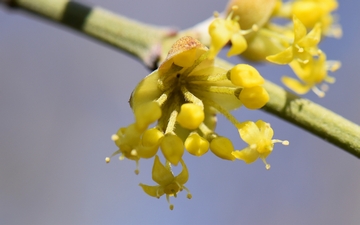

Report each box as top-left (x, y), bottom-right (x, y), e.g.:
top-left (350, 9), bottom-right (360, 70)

top-left (176, 103), bottom-right (204, 130)
top-left (239, 86), bottom-right (269, 109)
top-left (210, 137), bottom-right (236, 161)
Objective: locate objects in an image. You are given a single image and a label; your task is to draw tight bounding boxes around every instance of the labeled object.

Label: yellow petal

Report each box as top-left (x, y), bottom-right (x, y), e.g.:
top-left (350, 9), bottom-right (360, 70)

top-left (152, 155), bottom-right (174, 186)
top-left (130, 70), bottom-right (162, 109)
top-left (293, 15), bottom-right (307, 42)
top-left (255, 120), bottom-right (273, 140)
top-left (237, 121), bottom-right (261, 145)
top-left (139, 183), bottom-right (163, 198)
top-left (281, 76), bottom-right (311, 94)
top-left (232, 148), bottom-right (259, 164)
top-left (298, 23), bottom-right (322, 47)
top-left (227, 33), bottom-right (247, 57)
top-left (175, 159), bottom-right (189, 185)
top-left (266, 47), bottom-right (294, 65)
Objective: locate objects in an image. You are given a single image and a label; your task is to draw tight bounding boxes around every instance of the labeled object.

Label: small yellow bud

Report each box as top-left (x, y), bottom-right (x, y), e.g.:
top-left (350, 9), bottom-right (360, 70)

top-left (184, 133), bottom-right (209, 156)
top-left (210, 137), bottom-right (236, 161)
top-left (160, 134), bottom-right (184, 165)
top-left (142, 128), bottom-right (164, 147)
top-left (230, 64), bottom-right (264, 88)
top-left (176, 103), bottom-right (205, 130)
top-left (239, 86), bottom-right (269, 109)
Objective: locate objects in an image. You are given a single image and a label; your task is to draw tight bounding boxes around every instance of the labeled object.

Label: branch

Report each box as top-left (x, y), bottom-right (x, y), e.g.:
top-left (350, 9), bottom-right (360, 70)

top-left (2, 0), bottom-right (360, 158)
top-left (1, 0), bottom-right (177, 69)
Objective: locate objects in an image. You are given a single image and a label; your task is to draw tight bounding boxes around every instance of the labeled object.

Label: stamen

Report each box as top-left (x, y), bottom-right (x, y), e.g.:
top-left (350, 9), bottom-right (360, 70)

top-left (312, 86), bottom-right (325, 98)
top-left (130, 149), bottom-right (137, 156)
top-left (182, 186), bottom-right (192, 199)
top-left (203, 99), bottom-right (241, 126)
top-left (320, 83), bottom-right (329, 92)
top-left (134, 160), bottom-right (140, 175)
top-left (272, 139), bottom-right (289, 146)
top-left (186, 73), bottom-right (228, 82)
top-left (297, 58), bottom-right (309, 64)
top-left (324, 76), bottom-right (336, 84)
top-left (240, 24), bottom-right (258, 35)
top-left (111, 134), bottom-right (119, 141)
top-left (295, 44), bottom-right (304, 53)
top-left (181, 86), bottom-right (204, 109)
top-left (260, 157), bottom-right (271, 170)
top-left (198, 123), bottom-right (214, 137)
top-left (105, 157), bottom-right (110, 163)
top-left (327, 61), bottom-right (341, 72)
top-left (166, 195), bottom-right (174, 210)
top-left (165, 110), bottom-right (178, 134)
top-left (188, 84), bottom-right (237, 95)
top-left (155, 92), bottom-right (169, 106)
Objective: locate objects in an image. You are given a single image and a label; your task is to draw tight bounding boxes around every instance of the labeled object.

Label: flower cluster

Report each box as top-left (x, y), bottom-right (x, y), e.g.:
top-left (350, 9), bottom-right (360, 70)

top-left (106, 36), bottom-right (288, 209)
top-left (209, 0), bottom-right (341, 97)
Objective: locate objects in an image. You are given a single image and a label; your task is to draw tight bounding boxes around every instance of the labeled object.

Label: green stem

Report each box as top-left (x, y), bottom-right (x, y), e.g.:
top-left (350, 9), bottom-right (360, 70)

top-left (2, 0), bottom-right (176, 69)
top-left (2, 0), bottom-right (360, 158)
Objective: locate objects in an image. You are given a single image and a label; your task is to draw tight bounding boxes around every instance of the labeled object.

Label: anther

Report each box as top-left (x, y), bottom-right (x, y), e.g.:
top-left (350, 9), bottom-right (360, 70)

top-left (111, 134), bottom-right (119, 141)
top-left (105, 157), bottom-right (110, 163)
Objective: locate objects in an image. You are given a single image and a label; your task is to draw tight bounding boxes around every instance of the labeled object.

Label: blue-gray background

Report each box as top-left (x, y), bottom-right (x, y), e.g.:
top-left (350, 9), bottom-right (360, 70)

top-left (1, 1), bottom-right (359, 224)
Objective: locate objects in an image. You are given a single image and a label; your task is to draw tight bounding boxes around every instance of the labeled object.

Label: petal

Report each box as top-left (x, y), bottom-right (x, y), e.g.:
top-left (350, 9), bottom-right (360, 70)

top-left (160, 36), bottom-right (207, 71)
top-left (289, 59), bottom-right (312, 80)
top-left (152, 155), bottom-right (174, 186)
top-left (227, 33), bottom-right (247, 57)
top-left (255, 120), bottom-right (273, 140)
top-left (237, 121), bottom-right (261, 145)
top-left (139, 183), bottom-right (164, 198)
top-left (130, 70), bottom-right (162, 109)
top-left (293, 15), bottom-right (307, 43)
top-left (175, 159), bottom-right (189, 185)
top-left (266, 47), bottom-right (294, 65)
top-left (298, 23), bottom-right (322, 47)
top-left (281, 76), bottom-right (311, 94)
top-left (232, 148), bottom-right (259, 164)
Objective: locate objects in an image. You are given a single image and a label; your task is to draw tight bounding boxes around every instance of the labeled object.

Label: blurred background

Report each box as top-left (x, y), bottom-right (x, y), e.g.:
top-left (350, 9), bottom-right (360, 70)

top-left (1, 0), bottom-right (359, 224)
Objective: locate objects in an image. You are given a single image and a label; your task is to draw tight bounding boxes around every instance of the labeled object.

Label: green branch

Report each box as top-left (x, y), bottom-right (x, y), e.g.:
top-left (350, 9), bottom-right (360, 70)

top-left (2, 0), bottom-right (360, 158)
top-left (2, 0), bottom-right (176, 69)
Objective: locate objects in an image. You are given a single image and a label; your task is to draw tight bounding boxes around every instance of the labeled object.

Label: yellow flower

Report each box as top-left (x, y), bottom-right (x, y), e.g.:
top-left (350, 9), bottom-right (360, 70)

top-left (281, 50), bottom-right (340, 97)
top-left (233, 120), bottom-right (289, 170)
top-left (139, 155), bottom-right (191, 210)
top-left (107, 36), bottom-right (282, 206)
top-left (266, 15), bottom-right (321, 65)
top-left (208, 6), bottom-right (251, 59)
top-left (291, 0), bottom-right (341, 38)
